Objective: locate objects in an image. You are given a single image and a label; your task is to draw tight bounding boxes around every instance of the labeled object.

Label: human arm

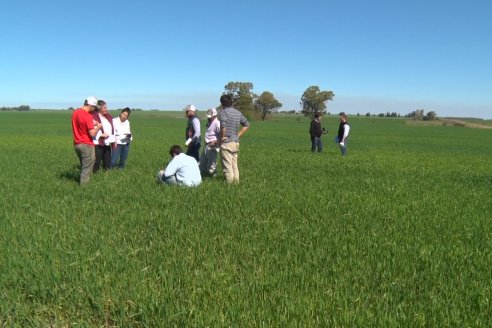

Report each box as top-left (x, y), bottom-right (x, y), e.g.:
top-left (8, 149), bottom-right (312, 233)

top-left (238, 115), bottom-right (249, 138)
top-left (127, 121), bottom-right (133, 141)
top-left (238, 125), bottom-right (249, 138)
top-left (88, 121), bottom-right (102, 138)
top-left (163, 157), bottom-right (178, 177)
top-left (219, 126), bottom-right (227, 144)
top-left (342, 125), bottom-right (350, 142)
top-left (191, 117), bottom-right (201, 143)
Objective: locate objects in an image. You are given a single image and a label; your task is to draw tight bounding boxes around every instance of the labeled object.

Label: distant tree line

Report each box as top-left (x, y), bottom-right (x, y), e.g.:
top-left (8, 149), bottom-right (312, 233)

top-left (1, 105), bottom-right (30, 111)
top-left (2, 92), bottom-right (437, 123)
top-left (405, 109), bottom-right (438, 121)
top-left (222, 82), bottom-right (283, 121)
top-left (222, 81), bottom-right (334, 121)
top-left (221, 82), bottom-right (442, 122)
top-left (358, 110), bottom-right (437, 120)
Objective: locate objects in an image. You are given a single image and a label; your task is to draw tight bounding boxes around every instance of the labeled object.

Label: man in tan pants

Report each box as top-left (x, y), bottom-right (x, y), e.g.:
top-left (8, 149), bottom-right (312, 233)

top-left (218, 94), bottom-right (249, 183)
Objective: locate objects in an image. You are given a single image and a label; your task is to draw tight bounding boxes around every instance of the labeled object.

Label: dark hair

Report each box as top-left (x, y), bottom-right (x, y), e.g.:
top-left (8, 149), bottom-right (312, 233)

top-left (220, 94), bottom-right (233, 108)
top-left (121, 107), bottom-right (131, 116)
top-left (169, 145), bottom-right (182, 157)
top-left (97, 100), bottom-right (106, 107)
top-left (314, 113), bottom-right (320, 119)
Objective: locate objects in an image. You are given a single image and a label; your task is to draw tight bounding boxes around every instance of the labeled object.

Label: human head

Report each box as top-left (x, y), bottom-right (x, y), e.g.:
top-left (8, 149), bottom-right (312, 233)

top-left (314, 113), bottom-right (321, 120)
top-left (97, 100), bottom-right (107, 114)
top-left (339, 112), bottom-right (348, 122)
top-left (169, 145), bottom-right (183, 157)
top-left (84, 96), bottom-right (98, 112)
top-left (120, 107), bottom-right (131, 122)
top-left (220, 94), bottom-right (233, 108)
top-left (206, 107), bottom-right (217, 120)
top-left (184, 104), bottom-right (196, 117)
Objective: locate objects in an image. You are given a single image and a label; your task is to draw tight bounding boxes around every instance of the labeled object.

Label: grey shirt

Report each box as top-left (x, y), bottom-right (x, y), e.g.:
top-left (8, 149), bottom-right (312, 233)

top-left (219, 107), bottom-right (249, 143)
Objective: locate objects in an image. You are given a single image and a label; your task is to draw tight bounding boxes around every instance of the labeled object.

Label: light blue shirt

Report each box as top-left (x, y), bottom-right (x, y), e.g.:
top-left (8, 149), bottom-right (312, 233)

top-left (163, 153), bottom-right (202, 187)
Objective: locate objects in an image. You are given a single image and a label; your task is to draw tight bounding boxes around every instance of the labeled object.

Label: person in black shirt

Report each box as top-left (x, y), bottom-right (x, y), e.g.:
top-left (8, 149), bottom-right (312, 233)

top-left (337, 112), bottom-right (350, 155)
top-left (309, 113), bottom-right (325, 152)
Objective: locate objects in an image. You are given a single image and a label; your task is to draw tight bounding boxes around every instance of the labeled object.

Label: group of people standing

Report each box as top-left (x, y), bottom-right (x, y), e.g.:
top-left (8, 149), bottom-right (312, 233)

top-left (156, 94), bottom-right (250, 187)
top-left (310, 112), bottom-right (350, 155)
top-left (71, 96), bottom-right (133, 185)
top-left (72, 95), bottom-right (348, 187)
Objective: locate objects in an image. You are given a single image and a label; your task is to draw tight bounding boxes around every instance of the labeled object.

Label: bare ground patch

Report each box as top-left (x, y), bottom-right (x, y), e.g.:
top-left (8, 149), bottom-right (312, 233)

top-left (406, 119), bottom-right (492, 129)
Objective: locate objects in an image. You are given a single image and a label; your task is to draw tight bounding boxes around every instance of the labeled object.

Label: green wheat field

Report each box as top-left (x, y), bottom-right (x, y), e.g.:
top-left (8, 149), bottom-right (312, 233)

top-left (1, 110), bottom-right (491, 327)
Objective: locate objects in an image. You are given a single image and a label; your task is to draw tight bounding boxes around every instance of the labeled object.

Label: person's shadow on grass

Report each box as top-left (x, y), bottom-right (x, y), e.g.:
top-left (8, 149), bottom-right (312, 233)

top-left (59, 164), bottom-right (80, 183)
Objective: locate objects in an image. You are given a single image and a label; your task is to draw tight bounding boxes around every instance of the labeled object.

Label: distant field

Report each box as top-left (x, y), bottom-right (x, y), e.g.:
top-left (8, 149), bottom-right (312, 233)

top-left (443, 117), bottom-right (492, 126)
top-left (1, 111), bottom-right (491, 326)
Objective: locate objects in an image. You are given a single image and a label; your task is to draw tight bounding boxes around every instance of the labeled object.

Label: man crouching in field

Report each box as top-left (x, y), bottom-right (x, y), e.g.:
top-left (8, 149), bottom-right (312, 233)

top-left (156, 145), bottom-right (202, 187)
top-left (71, 96), bottom-right (102, 185)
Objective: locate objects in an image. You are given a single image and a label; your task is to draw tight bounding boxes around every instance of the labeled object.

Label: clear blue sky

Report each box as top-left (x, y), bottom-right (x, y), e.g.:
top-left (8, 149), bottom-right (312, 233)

top-left (1, 0), bottom-right (491, 118)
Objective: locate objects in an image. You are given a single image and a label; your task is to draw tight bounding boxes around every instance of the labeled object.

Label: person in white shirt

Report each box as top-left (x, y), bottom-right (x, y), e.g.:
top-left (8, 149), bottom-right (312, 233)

top-left (199, 108), bottom-right (221, 177)
top-left (92, 100), bottom-right (114, 172)
top-left (184, 104), bottom-right (201, 161)
top-left (336, 112), bottom-right (350, 155)
top-left (156, 145), bottom-right (202, 187)
top-left (111, 107), bottom-right (133, 169)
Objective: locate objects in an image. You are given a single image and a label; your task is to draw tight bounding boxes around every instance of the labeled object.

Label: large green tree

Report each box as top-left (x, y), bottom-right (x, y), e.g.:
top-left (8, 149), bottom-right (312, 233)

top-left (254, 91), bottom-right (282, 121)
top-left (223, 82), bottom-right (256, 114)
top-left (300, 86), bottom-right (334, 117)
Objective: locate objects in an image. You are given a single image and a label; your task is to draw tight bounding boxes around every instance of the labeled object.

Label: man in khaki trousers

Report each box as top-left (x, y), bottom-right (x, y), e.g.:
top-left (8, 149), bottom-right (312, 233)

top-left (218, 94), bottom-right (249, 183)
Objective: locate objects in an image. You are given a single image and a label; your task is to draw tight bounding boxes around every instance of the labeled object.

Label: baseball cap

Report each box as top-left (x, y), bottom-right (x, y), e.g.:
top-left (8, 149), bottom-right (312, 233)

top-left (184, 104), bottom-right (196, 112)
top-left (206, 107), bottom-right (217, 118)
top-left (85, 96), bottom-right (98, 107)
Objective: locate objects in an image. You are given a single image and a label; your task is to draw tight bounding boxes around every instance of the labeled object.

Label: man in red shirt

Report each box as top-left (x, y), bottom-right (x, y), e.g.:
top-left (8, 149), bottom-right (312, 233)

top-left (72, 96), bottom-right (102, 185)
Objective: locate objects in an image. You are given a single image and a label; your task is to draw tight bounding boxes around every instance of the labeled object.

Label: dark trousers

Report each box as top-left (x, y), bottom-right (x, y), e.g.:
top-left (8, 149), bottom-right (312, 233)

top-left (186, 141), bottom-right (201, 162)
top-left (93, 145), bottom-right (112, 172)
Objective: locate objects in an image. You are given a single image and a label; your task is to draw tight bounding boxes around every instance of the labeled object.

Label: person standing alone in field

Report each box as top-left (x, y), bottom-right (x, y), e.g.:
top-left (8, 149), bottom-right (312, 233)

top-left (71, 96), bottom-right (102, 185)
top-left (92, 100), bottom-right (114, 172)
top-left (309, 113), bottom-right (324, 152)
top-left (336, 112), bottom-right (350, 155)
top-left (219, 94), bottom-right (249, 183)
top-left (184, 104), bottom-right (201, 162)
top-left (199, 107), bottom-right (221, 177)
top-left (111, 107), bottom-right (133, 169)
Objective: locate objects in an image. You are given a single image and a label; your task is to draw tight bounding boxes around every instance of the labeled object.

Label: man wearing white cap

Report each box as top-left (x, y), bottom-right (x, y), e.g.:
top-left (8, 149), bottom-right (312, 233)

top-left (184, 104), bottom-right (201, 161)
top-left (71, 96), bottom-right (103, 184)
top-left (199, 107), bottom-right (221, 177)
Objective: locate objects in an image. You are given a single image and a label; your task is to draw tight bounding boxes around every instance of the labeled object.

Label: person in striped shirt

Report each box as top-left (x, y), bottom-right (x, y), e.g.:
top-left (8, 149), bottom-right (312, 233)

top-left (218, 94), bottom-right (249, 183)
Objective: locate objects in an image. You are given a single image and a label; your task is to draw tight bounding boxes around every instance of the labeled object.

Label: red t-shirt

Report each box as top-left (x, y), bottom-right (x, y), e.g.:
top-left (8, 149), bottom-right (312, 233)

top-left (72, 108), bottom-right (95, 145)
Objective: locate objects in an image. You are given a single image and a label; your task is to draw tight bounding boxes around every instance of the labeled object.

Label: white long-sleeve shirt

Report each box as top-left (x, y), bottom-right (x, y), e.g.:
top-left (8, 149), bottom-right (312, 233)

top-left (93, 114), bottom-right (115, 145)
top-left (204, 118), bottom-right (221, 143)
top-left (164, 153), bottom-right (202, 187)
top-left (113, 117), bottom-right (132, 145)
top-left (343, 124), bottom-right (350, 139)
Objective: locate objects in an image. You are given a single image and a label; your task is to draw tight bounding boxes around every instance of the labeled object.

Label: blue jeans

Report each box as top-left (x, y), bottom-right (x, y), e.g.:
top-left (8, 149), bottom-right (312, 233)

top-left (339, 139), bottom-right (348, 155)
top-left (111, 143), bottom-right (130, 169)
top-left (311, 136), bottom-right (323, 152)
